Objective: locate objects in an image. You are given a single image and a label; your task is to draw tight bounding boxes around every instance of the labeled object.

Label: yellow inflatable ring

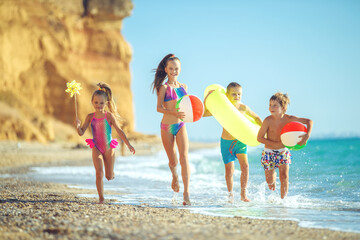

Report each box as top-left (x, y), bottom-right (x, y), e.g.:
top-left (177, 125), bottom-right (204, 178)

top-left (204, 84), bottom-right (261, 146)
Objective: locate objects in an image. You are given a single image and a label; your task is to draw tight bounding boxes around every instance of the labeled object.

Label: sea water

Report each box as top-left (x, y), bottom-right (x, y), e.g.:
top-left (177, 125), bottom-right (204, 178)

top-left (23, 138), bottom-right (360, 233)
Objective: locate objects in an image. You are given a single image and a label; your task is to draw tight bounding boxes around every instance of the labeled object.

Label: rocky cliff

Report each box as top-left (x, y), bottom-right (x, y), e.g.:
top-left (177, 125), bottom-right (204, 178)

top-left (0, 0), bottom-right (134, 143)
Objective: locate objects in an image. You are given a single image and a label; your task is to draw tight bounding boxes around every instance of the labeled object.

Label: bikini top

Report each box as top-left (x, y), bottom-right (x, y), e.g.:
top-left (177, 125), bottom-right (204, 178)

top-left (164, 82), bottom-right (187, 102)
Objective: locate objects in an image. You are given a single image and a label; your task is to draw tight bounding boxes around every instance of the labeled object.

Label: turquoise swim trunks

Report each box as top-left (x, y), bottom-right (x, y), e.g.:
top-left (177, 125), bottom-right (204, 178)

top-left (220, 138), bottom-right (247, 164)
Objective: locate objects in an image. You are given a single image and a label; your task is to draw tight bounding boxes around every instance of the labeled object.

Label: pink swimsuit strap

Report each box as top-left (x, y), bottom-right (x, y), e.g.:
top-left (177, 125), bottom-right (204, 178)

top-left (91, 112), bottom-right (108, 121)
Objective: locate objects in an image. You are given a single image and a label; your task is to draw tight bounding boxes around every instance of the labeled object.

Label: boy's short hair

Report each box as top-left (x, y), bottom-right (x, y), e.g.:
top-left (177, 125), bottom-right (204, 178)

top-left (226, 82), bottom-right (242, 92)
top-left (270, 92), bottom-right (290, 111)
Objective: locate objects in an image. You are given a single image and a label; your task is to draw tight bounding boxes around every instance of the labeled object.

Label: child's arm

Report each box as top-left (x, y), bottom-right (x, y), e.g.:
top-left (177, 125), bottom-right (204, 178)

top-left (289, 116), bottom-right (313, 146)
top-left (181, 83), bottom-right (188, 92)
top-left (156, 85), bottom-right (185, 119)
top-left (76, 114), bottom-right (92, 136)
top-left (242, 104), bottom-right (263, 126)
top-left (108, 113), bottom-right (135, 154)
top-left (202, 90), bottom-right (214, 117)
top-left (257, 117), bottom-right (284, 149)
top-left (257, 118), bottom-right (269, 145)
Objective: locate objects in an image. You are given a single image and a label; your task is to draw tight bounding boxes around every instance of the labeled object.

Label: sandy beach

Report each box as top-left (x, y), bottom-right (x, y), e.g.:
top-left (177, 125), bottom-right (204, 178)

top-left (1, 141), bottom-right (360, 240)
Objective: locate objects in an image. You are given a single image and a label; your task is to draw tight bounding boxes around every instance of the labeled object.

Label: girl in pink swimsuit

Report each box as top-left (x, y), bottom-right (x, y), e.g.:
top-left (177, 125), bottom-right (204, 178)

top-left (152, 54), bottom-right (191, 205)
top-left (76, 82), bottom-right (135, 203)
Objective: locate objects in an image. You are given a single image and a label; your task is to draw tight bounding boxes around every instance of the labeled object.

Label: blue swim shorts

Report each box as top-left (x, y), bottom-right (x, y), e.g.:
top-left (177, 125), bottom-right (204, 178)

top-left (220, 138), bottom-right (247, 164)
top-left (260, 148), bottom-right (292, 170)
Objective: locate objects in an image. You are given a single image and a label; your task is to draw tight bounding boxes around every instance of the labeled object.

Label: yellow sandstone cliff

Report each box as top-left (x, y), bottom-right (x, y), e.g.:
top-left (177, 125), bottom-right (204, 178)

top-left (0, 0), bottom-right (135, 143)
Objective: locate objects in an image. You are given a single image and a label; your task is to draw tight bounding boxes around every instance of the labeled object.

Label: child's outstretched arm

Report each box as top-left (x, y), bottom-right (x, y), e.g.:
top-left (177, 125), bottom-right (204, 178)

top-left (76, 114), bottom-right (92, 136)
top-left (289, 116), bottom-right (313, 146)
top-left (242, 105), bottom-right (263, 126)
top-left (108, 113), bottom-right (135, 154)
top-left (202, 90), bottom-right (214, 117)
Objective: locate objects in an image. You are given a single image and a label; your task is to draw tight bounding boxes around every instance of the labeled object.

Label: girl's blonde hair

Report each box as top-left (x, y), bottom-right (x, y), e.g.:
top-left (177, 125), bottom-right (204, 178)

top-left (92, 82), bottom-right (122, 123)
top-left (270, 92), bottom-right (290, 111)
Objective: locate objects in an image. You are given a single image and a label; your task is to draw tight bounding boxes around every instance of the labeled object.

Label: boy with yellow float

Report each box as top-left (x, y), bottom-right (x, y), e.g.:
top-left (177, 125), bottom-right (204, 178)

top-left (203, 82), bottom-right (262, 202)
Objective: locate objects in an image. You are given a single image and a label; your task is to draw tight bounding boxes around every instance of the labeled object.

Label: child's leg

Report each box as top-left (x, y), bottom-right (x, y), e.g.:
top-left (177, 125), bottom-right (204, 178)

top-left (103, 148), bottom-right (115, 181)
top-left (279, 164), bottom-right (289, 199)
top-left (224, 161), bottom-right (235, 203)
top-left (161, 129), bottom-right (180, 193)
top-left (92, 148), bottom-right (105, 203)
top-left (176, 126), bottom-right (191, 205)
top-left (236, 153), bottom-right (250, 202)
top-left (264, 169), bottom-right (276, 191)
top-left (224, 161), bottom-right (234, 193)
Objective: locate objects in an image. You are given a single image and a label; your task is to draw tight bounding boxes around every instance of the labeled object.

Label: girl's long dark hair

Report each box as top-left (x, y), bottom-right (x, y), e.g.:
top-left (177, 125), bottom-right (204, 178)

top-left (151, 54), bottom-right (180, 94)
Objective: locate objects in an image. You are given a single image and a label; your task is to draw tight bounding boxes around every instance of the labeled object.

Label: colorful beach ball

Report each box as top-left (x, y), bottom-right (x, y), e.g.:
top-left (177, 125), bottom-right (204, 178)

top-left (280, 122), bottom-right (308, 150)
top-left (176, 95), bottom-right (204, 122)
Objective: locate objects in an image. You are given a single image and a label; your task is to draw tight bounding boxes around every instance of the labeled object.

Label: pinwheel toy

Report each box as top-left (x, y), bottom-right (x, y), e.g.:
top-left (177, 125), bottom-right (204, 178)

top-left (65, 80), bottom-right (82, 118)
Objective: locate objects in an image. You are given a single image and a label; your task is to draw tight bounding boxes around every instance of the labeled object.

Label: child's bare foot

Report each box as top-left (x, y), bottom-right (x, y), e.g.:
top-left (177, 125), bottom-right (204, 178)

top-left (241, 196), bottom-right (251, 202)
top-left (228, 192), bottom-right (234, 203)
top-left (107, 172), bottom-right (115, 181)
top-left (171, 176), bottom-right (180, 192)
top-left (110, 172), bottom-right (115, 180)
top-left (183, 192), bottom-right (191, 206)
top-left (268, 182), bottom-right (276, 191)
top-left (98, 198), bottom-right (105, 204)
top-left (241, 189), bottom-right (251, 202)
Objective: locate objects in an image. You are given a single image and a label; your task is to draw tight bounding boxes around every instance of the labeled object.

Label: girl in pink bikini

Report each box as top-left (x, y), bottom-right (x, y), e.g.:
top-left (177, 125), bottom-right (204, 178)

top-left (76, 82), bottom-right (135, 203)
top-left (152, 54), bottom-right (191, 205)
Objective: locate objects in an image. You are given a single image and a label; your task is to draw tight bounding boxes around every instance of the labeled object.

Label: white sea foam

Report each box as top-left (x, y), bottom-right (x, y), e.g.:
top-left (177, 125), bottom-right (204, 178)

top-left (31, 166), bottom-right (94, 175)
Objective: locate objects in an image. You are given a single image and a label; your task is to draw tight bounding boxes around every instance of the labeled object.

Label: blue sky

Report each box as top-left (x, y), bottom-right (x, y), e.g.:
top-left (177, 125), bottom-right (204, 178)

top-left (122, 0), bottom-right (360, 142)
